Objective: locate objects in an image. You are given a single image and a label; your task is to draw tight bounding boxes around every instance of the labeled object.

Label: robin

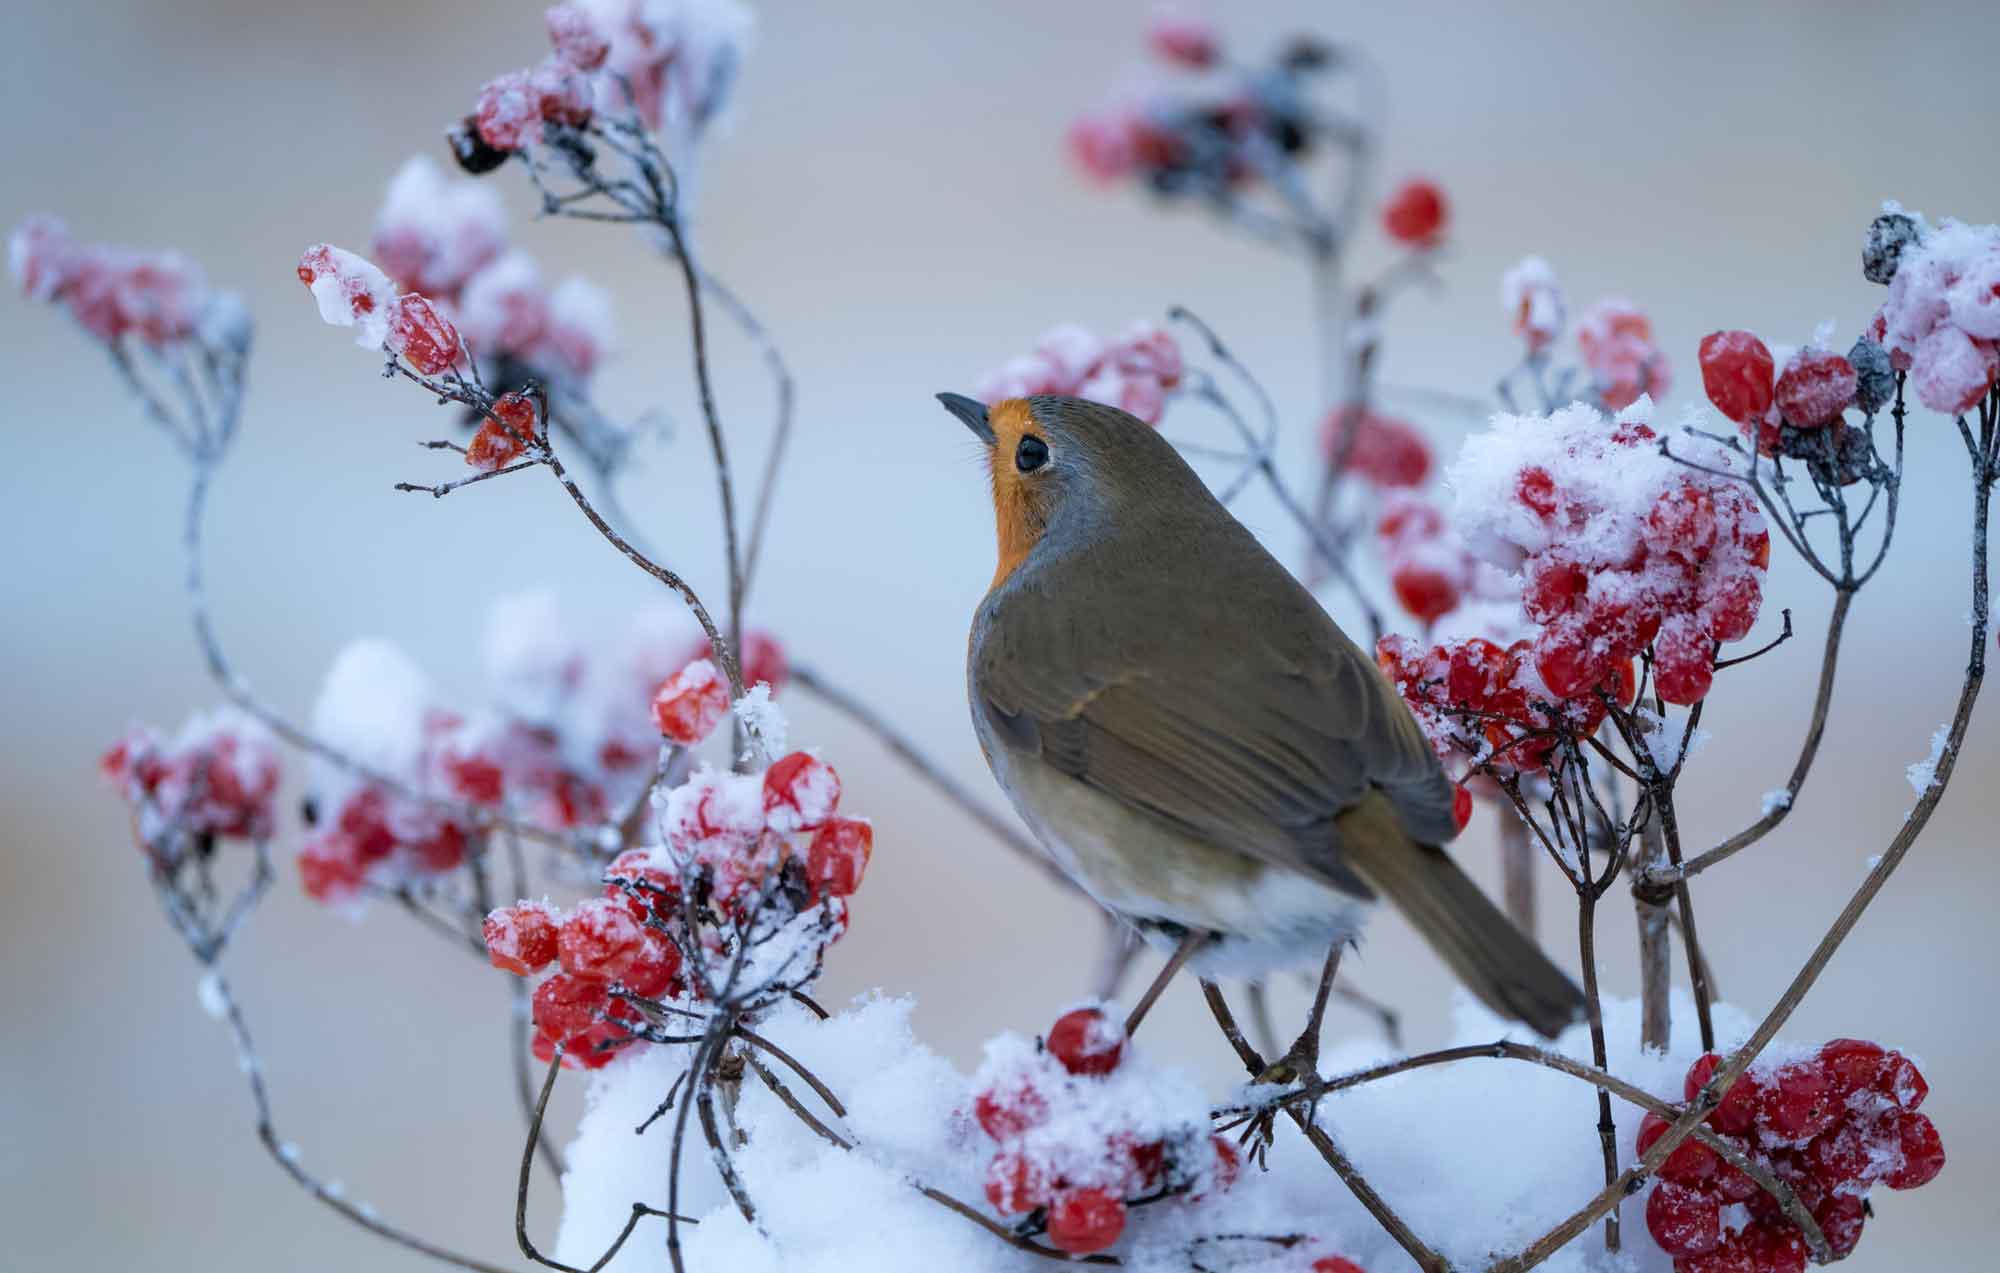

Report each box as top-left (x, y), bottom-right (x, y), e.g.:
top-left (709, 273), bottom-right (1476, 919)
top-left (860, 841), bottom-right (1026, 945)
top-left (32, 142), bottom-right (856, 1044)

top-left (936, 391), bottom-right (1584, 1077)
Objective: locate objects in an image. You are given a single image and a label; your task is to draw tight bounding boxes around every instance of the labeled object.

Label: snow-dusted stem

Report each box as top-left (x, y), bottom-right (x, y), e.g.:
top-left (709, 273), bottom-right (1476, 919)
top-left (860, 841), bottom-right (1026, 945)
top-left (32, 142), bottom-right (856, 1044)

top-left (1497, 810), bottom-right (1537, 940)
top-left (1574, 860), bottom-right (1619, 1253)
top-left (1199, 980), bottom-right (1447, 1273)
top-left (1500, 408), bottom-right (1997, 1272)
top-left (1635, 817), bottom-right (1673, 1051)
top-left (1649, 587), bottom-right (1854, 887)
top-left (205, 971), bottom-right (517, 1273)
top-left (696, 268), bottom-right (794, 607)
top-left (659, 218), bottom-right (744, 660)
top-left (1652, 787), bottom-right (1715, 1050)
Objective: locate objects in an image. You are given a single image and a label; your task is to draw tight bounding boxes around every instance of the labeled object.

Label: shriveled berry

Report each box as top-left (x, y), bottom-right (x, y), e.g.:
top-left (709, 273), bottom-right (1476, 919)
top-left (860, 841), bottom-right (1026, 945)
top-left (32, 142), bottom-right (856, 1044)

top-left (1814, 1192), bottom-right (1867, 1257)
top-left (1876, 1051), bottom-right (1928, 1110)
top-left (1848, 337), bottom-right (1896, 415)
top-left (448, 115), bottom-right (512, 175)
top-left (1047, 1007), bottom-right (1125, 1076)
top-left (1046, 1187), bottom-right (1125, 1255)
top-left (387, 293), bottom-right (461, 375)
top-left (1863, 210), bottom-right (1922, 285)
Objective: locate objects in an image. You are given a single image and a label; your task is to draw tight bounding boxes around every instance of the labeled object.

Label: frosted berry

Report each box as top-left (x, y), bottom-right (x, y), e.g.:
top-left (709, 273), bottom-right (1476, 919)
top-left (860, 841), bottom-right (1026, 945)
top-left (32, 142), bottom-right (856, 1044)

top-left (1312, 1259), bottom-right (1366, 1273)
top-left (806, 817), bottom-right (873, 900)
top-left (1321, 408), bottom-right (1434, 488)
top-left (652, 658), bottom-right (730, 744)
top-left (387, 293), bottom-right (460, 375)
top-left (544, 3), bottom-right (609, 70)
top-left (762, 751), bottom-right (841, 832)
top-left (1862, 210), bottom-right (1922, 285)
top-left (621, 931), bottom-right (682, 999)
top-left (1815, 1193), bottom-right (1867, 1257)
top-left (983, 1147), bottom-right (1043, 1214)
top-left (1884, 1111), bottom-right (1944, 1189)
top-left (1759, 1064), bottom-right (1837, 1141)
top-left (1047, 1007), bottom-right (1125, 1076)
top-left (531, 972), bottom-right (608, 1042)
top-left (1773, 348), bottom-right (1856, 429)
top-left (484, 904), bottom-right (559, 975)
top-left (1451, 784), bottom-right (1473, 833)
top-left (1876, 1051), bottom-right (1928, 1110)
top-left (604, 848), bottom-right (680, 922)
top-left (1635, 1111), bottom-right (1718, 1187)
top-left (475, 70), bottom-right (539, 151)
top-left (1046, 1187), bottom-right (1125, 1255)
top-left (972, 1080), bottom-right (1049, 1141)
top-left (557, 897), bottom-right (646, 981)
top-left (1644, 1180), bottom-right (1721, 1256)
top-left (1697, 331), bottom-right (1775, 426)
top-left (1848, 337), bottom-right (1896, 415)
top-left (1382, 179), bottom-right (1448, 246)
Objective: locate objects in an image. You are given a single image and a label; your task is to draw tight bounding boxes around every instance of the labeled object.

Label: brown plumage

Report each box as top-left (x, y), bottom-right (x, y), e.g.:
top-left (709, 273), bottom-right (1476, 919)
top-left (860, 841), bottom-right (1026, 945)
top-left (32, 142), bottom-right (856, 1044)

top-left (939, 392), bottom-right (1583, 1038)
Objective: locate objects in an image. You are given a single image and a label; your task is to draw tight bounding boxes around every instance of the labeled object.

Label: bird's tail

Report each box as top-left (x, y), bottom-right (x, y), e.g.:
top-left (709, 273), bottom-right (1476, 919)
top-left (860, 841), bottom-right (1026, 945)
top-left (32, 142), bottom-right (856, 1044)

top-left (1337, 795), bottom-right (1585, 1038)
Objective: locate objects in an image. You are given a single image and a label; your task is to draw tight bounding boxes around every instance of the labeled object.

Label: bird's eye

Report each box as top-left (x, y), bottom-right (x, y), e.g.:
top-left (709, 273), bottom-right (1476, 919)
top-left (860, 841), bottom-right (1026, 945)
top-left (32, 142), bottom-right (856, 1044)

top-left (1016, 434), bottom-right (1050, 473)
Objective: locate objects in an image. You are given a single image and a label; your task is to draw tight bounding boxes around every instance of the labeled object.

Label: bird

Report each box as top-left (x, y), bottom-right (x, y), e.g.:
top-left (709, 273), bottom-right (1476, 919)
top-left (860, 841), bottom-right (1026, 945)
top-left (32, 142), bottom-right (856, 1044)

top-left (936, 390), bottom-right (1584, 1076)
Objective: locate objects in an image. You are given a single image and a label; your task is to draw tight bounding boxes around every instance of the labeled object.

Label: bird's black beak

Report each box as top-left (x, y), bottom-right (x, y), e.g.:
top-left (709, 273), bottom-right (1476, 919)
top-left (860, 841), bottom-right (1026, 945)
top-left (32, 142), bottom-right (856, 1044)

top-left (936, 392), bottom-right (995, 445)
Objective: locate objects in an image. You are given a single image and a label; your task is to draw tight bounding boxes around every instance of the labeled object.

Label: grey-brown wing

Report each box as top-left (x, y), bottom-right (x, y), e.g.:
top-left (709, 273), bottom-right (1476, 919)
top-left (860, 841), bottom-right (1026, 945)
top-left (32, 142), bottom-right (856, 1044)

top-left (974, 585), bottom-right (1458, 895)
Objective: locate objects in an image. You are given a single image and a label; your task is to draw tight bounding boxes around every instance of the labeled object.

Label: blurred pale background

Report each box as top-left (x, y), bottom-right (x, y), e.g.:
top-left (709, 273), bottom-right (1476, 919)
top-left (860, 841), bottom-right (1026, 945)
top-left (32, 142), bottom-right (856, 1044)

top-left (4, 1), bottom-right (1997, 1269)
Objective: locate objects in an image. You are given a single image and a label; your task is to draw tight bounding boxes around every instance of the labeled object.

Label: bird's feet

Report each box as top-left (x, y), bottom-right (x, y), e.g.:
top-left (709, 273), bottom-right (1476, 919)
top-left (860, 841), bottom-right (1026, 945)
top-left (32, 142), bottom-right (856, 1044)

top-left (1233, 1032), bottom-right (1321, 1168)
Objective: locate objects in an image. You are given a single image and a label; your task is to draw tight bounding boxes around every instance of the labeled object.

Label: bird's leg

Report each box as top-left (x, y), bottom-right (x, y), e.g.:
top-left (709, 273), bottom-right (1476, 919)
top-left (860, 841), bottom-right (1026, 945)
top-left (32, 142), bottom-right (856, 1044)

top-left (1121, 929), bottom-right (1210, 1036)
top-left (1256, 940), bottom-right (1345, 1089)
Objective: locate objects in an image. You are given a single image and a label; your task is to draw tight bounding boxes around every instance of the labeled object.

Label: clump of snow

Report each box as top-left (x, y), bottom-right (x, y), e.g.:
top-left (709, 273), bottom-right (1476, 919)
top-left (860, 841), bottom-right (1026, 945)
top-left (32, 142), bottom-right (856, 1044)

top-left (1905, 726), bottom-right (1949, 795)
top-left (309, 639), bottom-right (436, 800)
top-left (483, 591), bottom-right (585, 729)
top-left (1868, 206), bottom-right (2000, 414)
top-left (547, 991), bottom-right (1763, 1272)
top-left (370, 155), bottom-right (508, 300)
top-left (733, 683), bottom-right (788, 757)
top-left (1501, 255), bottom-right (1564, 350)
top-left (297, 243), bottom-right (395, 349)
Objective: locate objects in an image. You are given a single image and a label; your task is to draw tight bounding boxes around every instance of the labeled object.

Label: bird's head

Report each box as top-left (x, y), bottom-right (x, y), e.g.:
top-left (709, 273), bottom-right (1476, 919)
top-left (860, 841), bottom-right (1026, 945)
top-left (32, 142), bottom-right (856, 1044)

top-left (936, 392), bottom-right (1207, 587)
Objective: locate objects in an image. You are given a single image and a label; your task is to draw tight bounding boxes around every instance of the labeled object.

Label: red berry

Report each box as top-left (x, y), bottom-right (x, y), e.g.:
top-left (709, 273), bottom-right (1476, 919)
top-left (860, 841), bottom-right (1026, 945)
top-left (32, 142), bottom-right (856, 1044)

top-left (387, 293), bottom-right (460, 375)
top-left (1145, 14), bottom-right (1218, 67)
top-left (621, 931), bottom-right (682, 998)
top-left (1516, 465), bottom-right (1559, 519)
top-left (337, 788), bottom-right (399, 863)
top-left (1758, 1064), bottom-right (1838, 1142)
top-left (1047, 1007), bottom-right (1125, 1077)
top-left (1678, 1237), bottom-right (1757, 1273)
top-left (466, 392), bottom-right (539, 472)
top-left (557, 897), bottom-right (646, 981)
top-left (1744, 1223), bottom-right (1807, 1273)
top-left (1813, 1193), bottom-right (1867, 1257)
top-left (762, 751), bottom-right (842, 832)
top-left (1451, 784), bottom-right (1473, 833)
top-left (1391, 562), bottom-right (1460, 624)
top-left (1382, 179), bottom-right (1448, 246)
top-left (651, 658), bottom-right (730, 745)
top-left (1875, 1051), bottom-right (1928, 1110)
top-left (1884, 1111), bottom-right (1945, 1189)
top-left (688, 631), bottom-right (791, 695)
top-left (1118, 1136), bottom-right (1166, 1193)
top-left (1637, 1111), bottom-right (1721, 1186)
top-left (1046, 1187), bottom-right (1125, 1255)
top-left (604, 848), bottom-right (681, 922)
top-left (1321, 409), bottom-right (1434, 487)
top-left (1644, 482), bottom-right (1718, 562)
top-left (442, 749), bottom-right (505, 804)
top-left (983, 1147), bottom-right (1044, 1214)
top-left (297, 831), bottom-right (364, 902)
top-left (1773, 348), bottom-right (1857, 429)
top-left (806, 817), bottom-right (873, 900)
top-left (1645, 1181), bottom-right (1721, 1256)
top-left (531, 972), bottom-right (608, 1042)
top-left (1208, 1134), bottom-right (1240, 1194)
top-left (1653, 617), bottom-right (1714, 706)
top-left (972, 1080), bottom-right (1049, 1141)
top-left (1698, 331), bottom-right (1776, 425)
top-left (1816, 1038), bottom-right (1888, 1098)
top-left (1312, 1259), bottom-right (1367, 1273)
top-left (1685, 1054), bottom-right (1760, 1136)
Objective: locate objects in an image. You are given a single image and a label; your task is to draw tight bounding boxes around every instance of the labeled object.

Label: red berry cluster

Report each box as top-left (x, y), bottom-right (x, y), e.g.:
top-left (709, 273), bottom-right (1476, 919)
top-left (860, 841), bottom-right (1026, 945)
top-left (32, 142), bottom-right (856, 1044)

top-left (101, 709), bottom-right (282, 857)
top-left (298, 781), bottom-right (470, 905)
top-left (484, 747), bottom-right (869, 1068)
top-left (1377, 633), bottom-right (1628, 776)
top-left (8, 216), bottom-right (211, 347)
top-left (1642, 1042), bottom-right (1944, 1271)
top-left (973, 1007), bottom-right (1238, 1256)
top-left (1865, 208), bottom-right (2000, 415)
top-left (1576, 299), bottom-right (1673, 412)
top-left (1381, 178), bottom-right (1449, 248)
top-left (1699, 329), bottom-right (1870, 465)
top-left (1323, 409), bottom-right (1436, 491)
top-left (1451, 402), bottom-right (1770, 707)
top-left (973, 322), bottom-right (1184, 426)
